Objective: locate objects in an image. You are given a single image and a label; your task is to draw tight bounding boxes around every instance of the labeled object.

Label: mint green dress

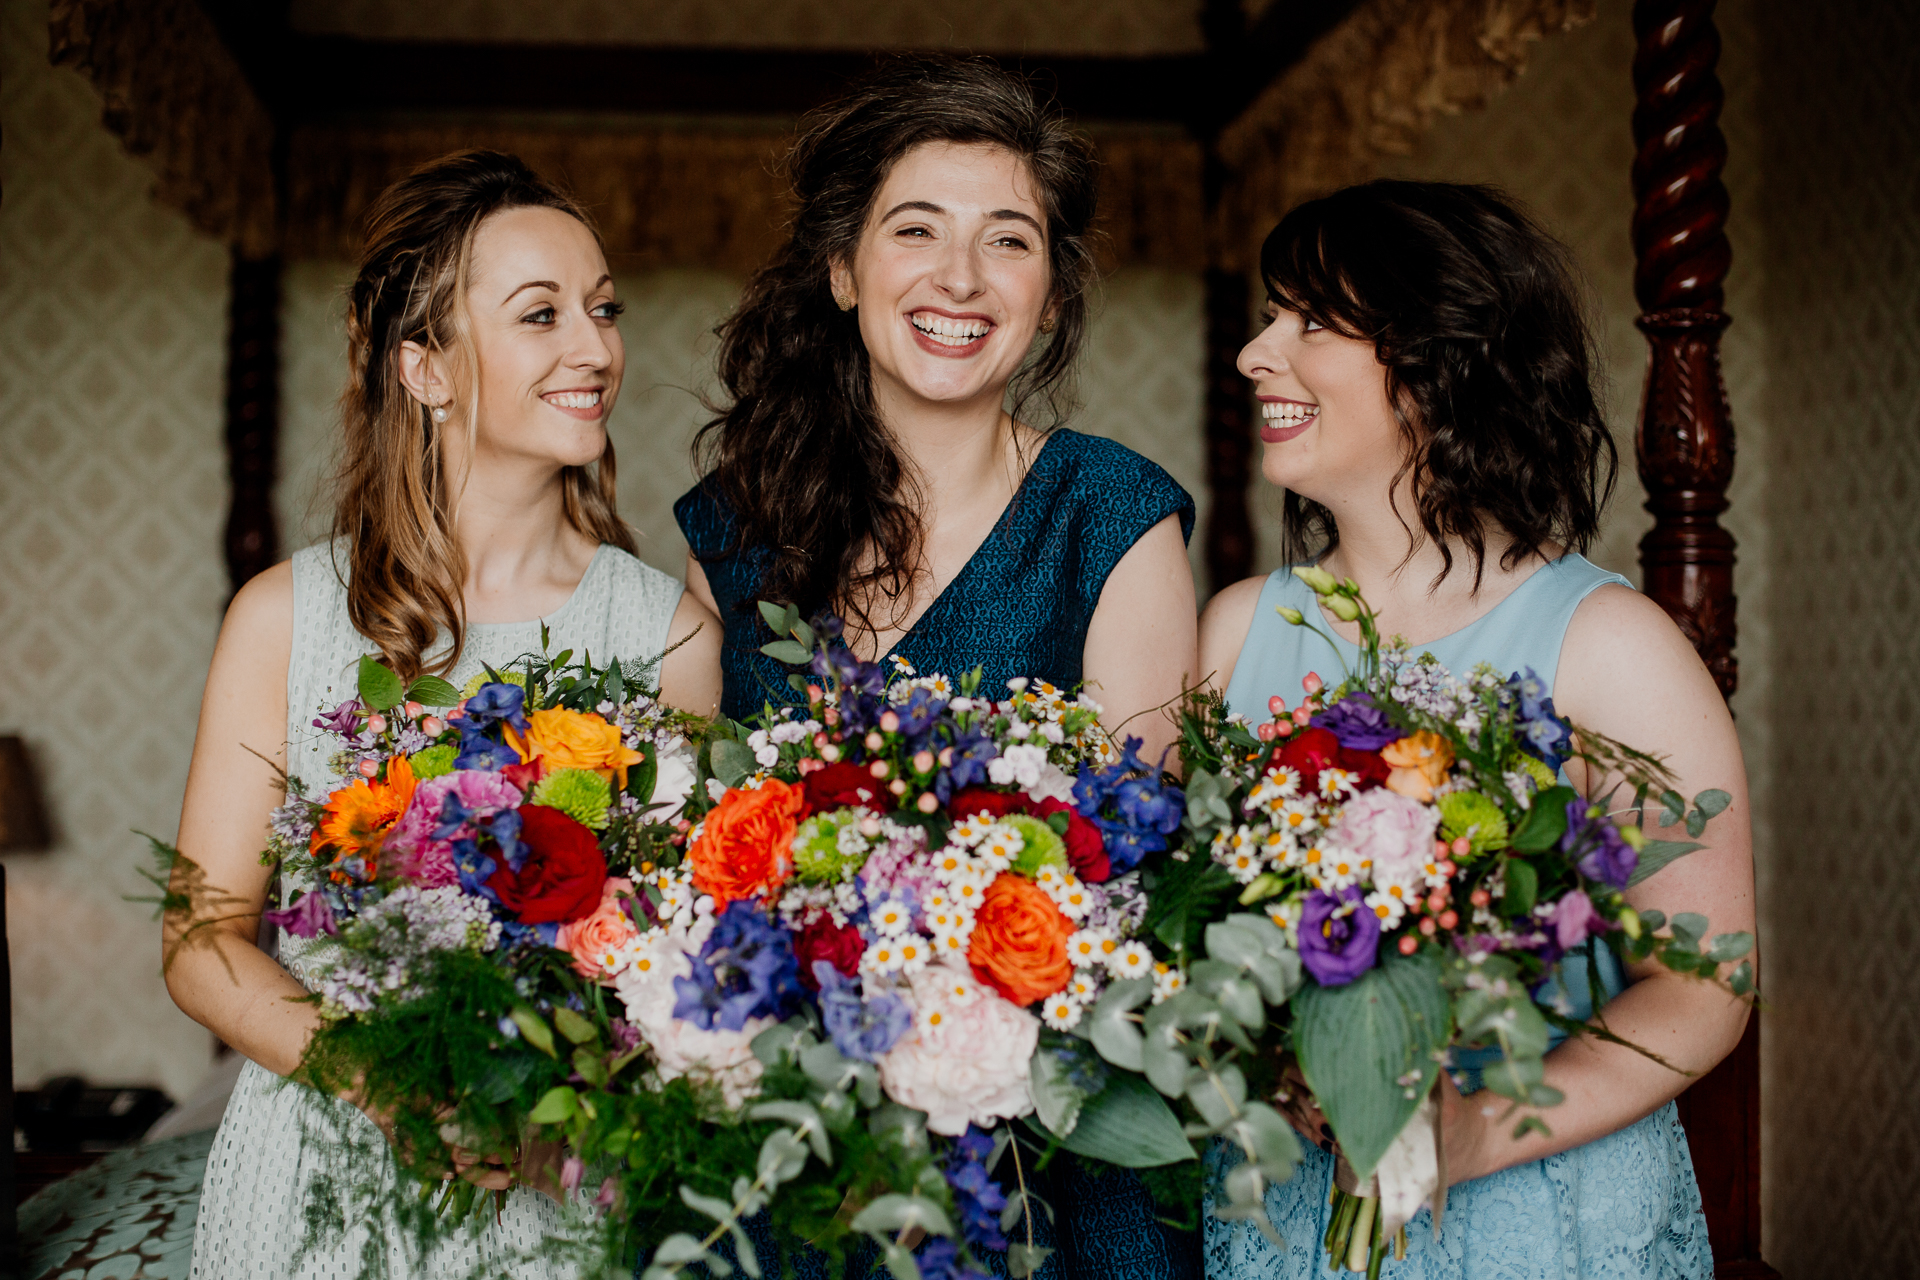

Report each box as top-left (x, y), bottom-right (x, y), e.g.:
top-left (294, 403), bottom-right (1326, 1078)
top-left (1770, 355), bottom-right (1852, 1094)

top-left (1207, 556), bottom-right (1712, 1280)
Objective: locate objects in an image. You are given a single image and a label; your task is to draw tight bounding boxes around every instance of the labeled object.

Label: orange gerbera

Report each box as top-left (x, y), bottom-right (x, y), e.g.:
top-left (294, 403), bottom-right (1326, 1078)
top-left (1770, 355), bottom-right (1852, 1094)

top-left (311, 754), bottom-right (416, 878)
top-left (506, 707), bottom-right (644, 788)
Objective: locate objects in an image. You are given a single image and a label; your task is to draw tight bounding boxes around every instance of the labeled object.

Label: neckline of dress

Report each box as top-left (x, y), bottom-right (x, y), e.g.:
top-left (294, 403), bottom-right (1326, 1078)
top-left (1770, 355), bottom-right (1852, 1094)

top-left (876, 429), bottom-right (1070, 665)
top-left (464, 543), bottom-right (613, 633)
top-left (1288, 552), bottom-right (1576, 654)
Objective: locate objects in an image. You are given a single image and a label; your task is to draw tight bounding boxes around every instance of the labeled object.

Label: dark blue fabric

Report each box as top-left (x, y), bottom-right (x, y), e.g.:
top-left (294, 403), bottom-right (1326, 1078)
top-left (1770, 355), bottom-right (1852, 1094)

top-left (675, 429), bottom-right (1196, 724)
top-left (669, 429), bottom-right (1201, 1280)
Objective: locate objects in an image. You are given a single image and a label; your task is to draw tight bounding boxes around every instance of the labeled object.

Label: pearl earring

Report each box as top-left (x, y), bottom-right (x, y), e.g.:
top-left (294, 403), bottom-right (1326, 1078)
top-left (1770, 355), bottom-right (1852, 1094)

top-left (432, 404), bottom-right (449, 423)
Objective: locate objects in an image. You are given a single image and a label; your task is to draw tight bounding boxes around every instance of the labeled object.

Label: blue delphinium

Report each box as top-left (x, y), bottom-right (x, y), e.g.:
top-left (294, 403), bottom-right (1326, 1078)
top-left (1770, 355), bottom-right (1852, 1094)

top-left (913, 1237), bottom-right (993, 1280)
top-left (934, 724), bottom-right (1000, 802)
top-left (453, 682), bottom-right (528, 770)
top-left (814, 962), bottom-right (912, 1062)
top-left (1073, 736), bottom-right (1185, 873)
top-left (941, 1126), bottom-right (1009, 1254)
top-left (673, 901), bottom-right (806, 1032)
top-left (1506, 668), bottom-right (1573, 773)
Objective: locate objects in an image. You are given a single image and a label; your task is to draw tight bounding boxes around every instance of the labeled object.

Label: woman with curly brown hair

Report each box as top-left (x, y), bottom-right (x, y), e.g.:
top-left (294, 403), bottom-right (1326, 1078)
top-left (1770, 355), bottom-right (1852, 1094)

top-left (676, 54), bottom-right (1201, 1280)
top-left (171, 150), bottom-right (719, 1276)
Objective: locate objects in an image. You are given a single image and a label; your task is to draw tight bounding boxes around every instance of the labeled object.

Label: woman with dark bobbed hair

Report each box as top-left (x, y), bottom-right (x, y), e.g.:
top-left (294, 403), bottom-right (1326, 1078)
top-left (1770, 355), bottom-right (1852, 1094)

top-left (677, 55), bottom-right (1200, 1280)
top-left (1199, 181), bottom-right (1751, 1277)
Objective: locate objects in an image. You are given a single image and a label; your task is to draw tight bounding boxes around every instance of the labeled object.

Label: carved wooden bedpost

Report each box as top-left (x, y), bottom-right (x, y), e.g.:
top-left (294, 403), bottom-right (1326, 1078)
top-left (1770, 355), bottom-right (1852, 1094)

top-left (1630, 3), bottom-right (1772, 1275)
top-left (223, 251), bottom-right (281, 594)
top-left (1202, 268), bottom-right (1256, 591)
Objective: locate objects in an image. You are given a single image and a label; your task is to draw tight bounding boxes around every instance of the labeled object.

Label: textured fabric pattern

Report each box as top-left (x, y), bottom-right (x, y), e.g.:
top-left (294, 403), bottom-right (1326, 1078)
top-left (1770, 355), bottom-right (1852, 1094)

top-left (190, 540), bottom-right (683, 1278)
top-left (677, 428), bottom-right (1196, 723)
top-left (1208, 554), bottom-right (1710, 1278)
top-left (24, 1131), bottom-right (216, 1280)
top-left (676, 430), bottom-right (1198, 1278)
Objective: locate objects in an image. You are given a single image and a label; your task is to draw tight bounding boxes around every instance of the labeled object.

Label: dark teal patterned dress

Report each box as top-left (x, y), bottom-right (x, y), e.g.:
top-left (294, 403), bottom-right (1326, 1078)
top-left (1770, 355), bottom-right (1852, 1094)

top-left (674, 428), bottom-right (1202, 1280)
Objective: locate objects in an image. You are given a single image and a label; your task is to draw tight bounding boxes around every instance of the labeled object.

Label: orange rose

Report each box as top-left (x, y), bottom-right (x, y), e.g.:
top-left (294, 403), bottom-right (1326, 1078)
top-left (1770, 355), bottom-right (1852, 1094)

top-left (1380, 731), bottom-right (1455, 802)
top-left (506, 707), bottom-right (644, 787)
top-left (686, 779), bottom-right (807, 909)
top-left (558, 877), bottom-right (640, 979)
top-left (967, 876), bottom-right (1074, 1007)
top-left (312, 754), bottom-right (415, 879)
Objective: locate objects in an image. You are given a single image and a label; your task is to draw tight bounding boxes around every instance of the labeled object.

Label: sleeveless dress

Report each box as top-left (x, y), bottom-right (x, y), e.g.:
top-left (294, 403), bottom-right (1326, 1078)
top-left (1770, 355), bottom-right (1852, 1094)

top-left (1206, 555), bottom-right (1712, 1280)
top-left (190, 541), bottom-right (685, 1279)
top-left (676, 428), bottom-right (1204, 1280)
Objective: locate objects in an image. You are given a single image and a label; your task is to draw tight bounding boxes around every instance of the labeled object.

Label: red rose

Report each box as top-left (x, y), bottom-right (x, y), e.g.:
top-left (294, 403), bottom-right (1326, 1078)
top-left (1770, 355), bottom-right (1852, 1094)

top-left (804, 761), bottom-right (885, 813)
top-left (947, 788), bottom-right (1030, 822)
top-left (486, 804), bottom-right (608, 924)
top-left (1273, 727), bottom-right (1343, 789)
top-left (1036, 797), bottom-right (1110, 883)
top-left (1338, 747), bottom-right (1391, 791)
top-left (794, 914), bottom-right (865, 989)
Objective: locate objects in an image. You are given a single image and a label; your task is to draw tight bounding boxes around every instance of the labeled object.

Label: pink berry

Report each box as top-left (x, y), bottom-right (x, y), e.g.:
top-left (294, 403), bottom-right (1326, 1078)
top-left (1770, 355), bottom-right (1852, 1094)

top-left (917, 791), bottom-right (940, 813)
top-left (1436, 859), bottom-right (1457, 877)
top-left (880, 711), bottom-right (901, 733)
top-left (403, 701), bottom-right (424, 719)
top-left (1438, 910), bottom-right (1460, 929)
top-left (912, 750), bottom-right (935, 774)
top-left (1469, 889), bottom-right (1491, 908)
top-left (1419, 917), bottom-right (1438, 937)
top-left (939, 746), bottom-right (955, 767)
top-left (888, 779), bottom-right (908, 796)
top-left (1426, 893), bottom-right (1447, 913)
top-left (358, 759), bottom-right (379, 778)
top-left (1268, 695), bottom-right (1288, 716)
top-left (1303, 673), bottom-right (1324, 695)
top-left (1292, 708), bottom-right (1313, 726)
top-left (1274, 721), bottom-right (1295, 737)
top-left (1398, 935), bottom-right (1420, 955)
top-left (806, 684), bottom-right (824, 703)
top-left (420, 716), bottom-right (445, 737)
top-left (1257, 722), bottom-right (1280, 741)
top-left (1451, 837), bottom-right (1472, 857)
top-left (869, 759), bottom-right (890, 779)
top-left (865, 732), bottom-right (885, 751)
top-left (366, 713), bottom-right (387, 735)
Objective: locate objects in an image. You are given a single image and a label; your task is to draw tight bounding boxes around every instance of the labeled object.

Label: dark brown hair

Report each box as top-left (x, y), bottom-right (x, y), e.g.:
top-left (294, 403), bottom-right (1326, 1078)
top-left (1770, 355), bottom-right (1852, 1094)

top-left (693, 55), bottom-right (1100, 628)
top-left (333, 150), bottom-right (635, 678)
top-left (1260, 180), bottom-right (1617, 587)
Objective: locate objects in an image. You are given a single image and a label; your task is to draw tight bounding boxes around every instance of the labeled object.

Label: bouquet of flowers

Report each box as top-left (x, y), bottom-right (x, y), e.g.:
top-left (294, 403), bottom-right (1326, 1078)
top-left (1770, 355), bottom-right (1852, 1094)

top-left (228, 637), bottom-right (700, 1258)
top-left (1129, 567), bottom-right (1754, 1274)
top-left (529, 604), bottom-right (1202, 1280)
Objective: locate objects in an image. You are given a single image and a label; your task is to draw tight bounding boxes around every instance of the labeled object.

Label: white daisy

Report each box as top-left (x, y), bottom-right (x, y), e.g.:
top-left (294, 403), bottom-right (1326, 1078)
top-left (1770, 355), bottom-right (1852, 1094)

top-left (895, 935), bottom-right (931, 974)
top-left (1107, 941), bottom-right (1154, 981)
top-left (871, 898), bottom-right (913, 936)
top-left (1049, 877), bottom-right (1092, 920)
top-left (1364, 887), bottom-right (1408, 930)
top-left (1067, 973), bottom-right (1103, 1002)
top-left (932, 927), bottom-right (973, 960)
top-left (979, 823), bottom-right (1024, 870)
top-left (861, 940), bottom-right (906, 976)
top-left (1066, 927), bottom-right (1114, 968)
top-left (1151, 962), bottom-right (1187, 1005)
top-left (1042, 998), bottom-right (1084, 1031)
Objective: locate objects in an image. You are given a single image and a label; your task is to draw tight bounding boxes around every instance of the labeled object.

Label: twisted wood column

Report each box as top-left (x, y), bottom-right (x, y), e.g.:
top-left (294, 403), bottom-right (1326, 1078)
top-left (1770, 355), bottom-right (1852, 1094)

top-left (1629, 3), bottom-right (1772, 1275)
top-left (224, 251), bottom-right (281, 593)
top-left (1202, 268), bottom-right (1257, 592)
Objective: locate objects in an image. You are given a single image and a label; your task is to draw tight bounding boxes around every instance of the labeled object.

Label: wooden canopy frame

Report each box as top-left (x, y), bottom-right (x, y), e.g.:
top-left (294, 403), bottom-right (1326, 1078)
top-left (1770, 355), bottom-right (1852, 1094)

top-left (43, 0), bottom-right (1767, 1271)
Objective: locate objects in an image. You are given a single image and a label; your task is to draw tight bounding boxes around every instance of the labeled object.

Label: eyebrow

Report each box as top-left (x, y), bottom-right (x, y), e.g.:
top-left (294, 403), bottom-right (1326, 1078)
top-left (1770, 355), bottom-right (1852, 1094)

top-left (503, 274), bottom-right (613, 304)
top-left (880, 201), bottom-right (1044, 235)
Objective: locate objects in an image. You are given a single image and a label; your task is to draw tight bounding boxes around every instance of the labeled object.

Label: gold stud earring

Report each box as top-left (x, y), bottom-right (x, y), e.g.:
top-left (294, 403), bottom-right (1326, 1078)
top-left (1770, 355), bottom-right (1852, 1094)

top-left (835, 293), bottom-right (855, 312)
top-left (1038, 317), bottom-right (1057, 334)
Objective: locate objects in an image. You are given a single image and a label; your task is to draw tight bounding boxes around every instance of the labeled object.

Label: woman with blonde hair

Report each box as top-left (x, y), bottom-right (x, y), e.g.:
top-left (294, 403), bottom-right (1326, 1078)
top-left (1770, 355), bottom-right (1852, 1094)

top-left (171, 150), bottom-right (719, 1275)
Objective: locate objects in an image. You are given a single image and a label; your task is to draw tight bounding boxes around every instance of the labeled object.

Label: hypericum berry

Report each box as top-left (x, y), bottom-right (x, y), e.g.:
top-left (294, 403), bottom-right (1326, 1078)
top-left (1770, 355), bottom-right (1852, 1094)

top-left (865, 732), bottom-right (885, 751)
top-left (917, 792), bottom-right (939, 814)
top-left (912, 750), bottom-right (935, 774)
top-left (869, 759), bottom-right (890, 779)
top-left (1302, 673), bottom-right (1324, 695)
top-left (1398, 935), bottom-right (1420, 955)
top-left (1469, 889), bottom-right (1492, 908)
top-left (880, 711), bottom-right (900, 733)
top-left (1451, 837), bottom-right (1472, 857)
top-left (889, 779), bottom-right (908, 797)
top-left (1258, 722), bottom-right (1280, 741)
top-left (821, 743), bottom-right (842, 763)
top-left (366, 713), bottom-right (388, 735)
top-left (420, 716), bottom-right (445, 737)
top-left (1268, 695), bottom-right (1288, 716)
top-left (358, 759), bottom-right (379, 778)
top-left (1419, 917), bottom-right (1438, 937)
top-left (1438, 910), bottom-right (1459, 929)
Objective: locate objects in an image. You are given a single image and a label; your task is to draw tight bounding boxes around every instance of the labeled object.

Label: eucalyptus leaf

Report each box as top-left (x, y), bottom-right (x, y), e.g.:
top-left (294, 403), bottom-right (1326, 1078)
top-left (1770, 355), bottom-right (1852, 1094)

top-left (678, 1185), bottom-right (735, 1223)
top-left (877, 1242), bottom-right (920, 1280)
top-left (1053, 1070), bottom-right (1194, 1167)
top-left (1142, 1024), bottom-right (1197, 1096)
top-left (1185, 1063), bottom-right (1248, 1129)
top-left (1626, 839), bottom-right (1705, 886)
top-left (749, 1101), bottom-right (831, 1163)
top-left (403, 674), bottom-right (462, 707)
top-left (761, 639), bottom-right (813, 666)
top-left (711, 738), bottom-right (756, 788)
top-left (1729, 960), bottom-right (1754, 996)
top-left (1292, 950), bottom-right (1450, 1180)
top-left (357, 654), bottom-right (406, 712)
top-left (757, 1129), bottom-right (809, 1185)
top-left (1706, 931), bottom-right (1754, 963)
top-left (1692, 788), bottom-right (1732, 817)
top-left (1029, 1049), bottom-right (1086, 1139)
top-left (1088, 978), bottom-right (1151, 1070)
top-left (849, 1194), bottom-right (954, 1239)
top-left (1007, 1245), bottom-right (1054, 1279)
top-left (757, 601), bottom-right (789, 634)
top-left (1669, 912), bottom-right (1708, 946)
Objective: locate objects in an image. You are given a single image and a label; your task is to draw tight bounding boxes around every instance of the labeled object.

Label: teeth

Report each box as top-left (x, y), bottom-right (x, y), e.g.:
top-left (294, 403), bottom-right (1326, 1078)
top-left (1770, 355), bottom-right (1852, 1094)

top-left (1262, 400), bottom-right (1318, 422)
top-left (546, 391), bottom-right (602, 409)
top-left (911, 314), bottom-right (991, 345)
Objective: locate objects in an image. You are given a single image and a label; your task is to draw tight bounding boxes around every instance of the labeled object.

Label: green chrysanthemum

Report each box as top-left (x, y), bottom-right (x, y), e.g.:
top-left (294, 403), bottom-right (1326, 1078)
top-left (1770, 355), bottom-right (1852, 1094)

top-left (408, 744), bottom-right (457, 781)
top-left (793, 811), bottom-right (869, 884)
top-left (1005, 814), bottom-right (1067, 878)
top-left (1505, 750), bottom-right (1559, 793)
top-left (1438, 790), bottom-right (1509, 856)
top-left (530, 768), bottom-right (613, 830)
top-left (460, 670), bottom-right (528, 699)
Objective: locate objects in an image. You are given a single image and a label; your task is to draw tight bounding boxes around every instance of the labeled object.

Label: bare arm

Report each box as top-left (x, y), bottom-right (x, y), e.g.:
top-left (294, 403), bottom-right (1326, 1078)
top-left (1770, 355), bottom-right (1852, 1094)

top-left (163, 563), bottom-right (317, 1078)
top-left (683, 552), bottom-right (720, 617)
top-left (1442, 584), bottom-right (1755, 1181)
top-left (1196, 574), bottom-right (1268, 697)
top-left (658, 589), bottom-right (723, 717)
top-left (1082, 515), bottom-right (1197, 761)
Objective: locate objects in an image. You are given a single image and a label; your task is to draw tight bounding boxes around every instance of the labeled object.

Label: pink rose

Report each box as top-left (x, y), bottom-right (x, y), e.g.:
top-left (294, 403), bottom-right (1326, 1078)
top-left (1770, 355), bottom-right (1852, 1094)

top-left (1327, 787), bottom-right (1438, 887)
top-left (558, 877), bottom-right (639, 978)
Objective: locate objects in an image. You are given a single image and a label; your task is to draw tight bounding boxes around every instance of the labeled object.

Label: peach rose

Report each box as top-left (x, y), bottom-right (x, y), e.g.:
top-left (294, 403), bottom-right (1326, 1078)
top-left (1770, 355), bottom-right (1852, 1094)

top-left (1380, 731), bottom-right (1455, 803)
top-left (967, 875), bottom-right (1074, 1007)
top-left (506, 707), bottom-right (644, 787)
top-left (687, 779), bottom-right (807, 909)
top-left (558, 877), bottom-right (640, 979)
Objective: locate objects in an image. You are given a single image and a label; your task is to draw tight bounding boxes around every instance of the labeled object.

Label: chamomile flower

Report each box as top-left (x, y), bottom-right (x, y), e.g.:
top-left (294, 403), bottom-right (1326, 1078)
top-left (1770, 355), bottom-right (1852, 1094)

top-left (861, 940), bottom-right (907, 976)
top-left (924, 908), bottom-right (971, 936)
top-left (871, 898), bottom-right (913, 936)
top-left (1318, 767), bottom-right (1361, 800)
top-left (1265, 895), bottom-right (1303, 944)
top-left (939, 971), bottom-right (978, 1004)
top-left (1211, 824), bottom-right (1259, 867)
top-left (947, 816), bottom-right (990, 847)
top-left (1048, 877), bottom-right (1092, 920)
top-left (1066, 928), bottom-right (1115, 967)
top-left (931, 847), bottom-right (972, 878)
top-left (933, 928), bottom-right (973, 960)
top-left (1274, 799), bottom-right (1321, 840)
top-left (1246, 767), bottom-right (1301, 814)
top-left (1364, 886), bottom-right (1408, 929)
top-left (979, 823), bottom-right (1024, 870)
top-left (894, 934), bottom-right (931, 974)
top-left (1067, 972), bottom-right (1103, 1002)
top-left (1261, 828), bottom-right (1304, 869)
top-left (1107, 941), bottom-right (1154, 981)
top-left (1220, 844), bottom-right (1264, 884)
top-left (945, 872), bottom-right (990, 912)
top-left (1319, 850), bottom-right (1364, 891)
top-left (1042, 997), bottom-right (1084, 1031)
top-left (1151, 962), bottom-right (1187, 1004)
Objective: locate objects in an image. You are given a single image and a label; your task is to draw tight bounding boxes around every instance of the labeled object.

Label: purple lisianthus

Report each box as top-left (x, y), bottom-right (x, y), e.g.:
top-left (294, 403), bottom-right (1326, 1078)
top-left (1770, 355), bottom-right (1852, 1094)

top-left (1311, 692), bottom-right (1399, 751)
top-left (1297, 886), bottom-right (1381, 986)
top-left (815, 962), bottom-right (913, 1062)
top-left (264, 889), bottom-right (337, 938)
top-left (312, 699), bottom-right (363, 736)
top-left (1561, 799), bottom-right (1637, 889)
top-left (1548, 889), bottom-right (1608, 950)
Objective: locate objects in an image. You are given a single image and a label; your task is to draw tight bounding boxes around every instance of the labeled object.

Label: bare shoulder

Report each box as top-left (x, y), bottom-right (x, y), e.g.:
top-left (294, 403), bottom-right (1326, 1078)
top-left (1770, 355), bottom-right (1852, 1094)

top-left (219, 560), bottom-right (296, 662)
top-left (1556, 582), bottom-right (1727, 736)
top-left (1198, 573), bottom-right (1271, 693)
top-left (661, 589), bottom-right (724, 717)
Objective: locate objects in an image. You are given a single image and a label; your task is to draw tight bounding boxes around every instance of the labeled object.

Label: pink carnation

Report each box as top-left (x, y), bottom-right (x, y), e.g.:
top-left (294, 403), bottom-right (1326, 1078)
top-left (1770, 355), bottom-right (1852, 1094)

top-left (878, 962), bottom-right (1038, 1135)
top-left (385, 770), bottom-right (523, 887)
top-left (1327, 787), bottom-right (1438, 887)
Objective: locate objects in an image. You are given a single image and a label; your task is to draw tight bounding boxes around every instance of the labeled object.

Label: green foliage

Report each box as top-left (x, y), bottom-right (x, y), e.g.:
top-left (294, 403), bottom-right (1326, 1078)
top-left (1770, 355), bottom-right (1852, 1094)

top-left (358, 655), bottom-right (406, 711)
top-left (1140, 855), bottom-right (1239, 961)
top-left (404, 674), bottom-right (462, 708)
top-left (1048, 1071), bottom-right (1191, 1168)
top-left (1510, 785), bottom-right (1577, 852)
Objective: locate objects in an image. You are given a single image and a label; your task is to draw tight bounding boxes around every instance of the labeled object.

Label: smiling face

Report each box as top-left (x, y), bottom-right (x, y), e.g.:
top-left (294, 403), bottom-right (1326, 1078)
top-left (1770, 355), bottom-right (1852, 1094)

top-left (413, 204), bottom-right (625, 475)
top-left (1237, 303), bottom-right (1406, 506)
top-left (832, 141), bottom-right (1054, 416)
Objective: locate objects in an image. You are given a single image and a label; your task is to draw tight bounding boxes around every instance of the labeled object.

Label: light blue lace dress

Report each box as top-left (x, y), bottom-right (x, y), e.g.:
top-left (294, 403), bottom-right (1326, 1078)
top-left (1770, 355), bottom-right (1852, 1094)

top-left (1205, 556), bottom-right (1712, 1280)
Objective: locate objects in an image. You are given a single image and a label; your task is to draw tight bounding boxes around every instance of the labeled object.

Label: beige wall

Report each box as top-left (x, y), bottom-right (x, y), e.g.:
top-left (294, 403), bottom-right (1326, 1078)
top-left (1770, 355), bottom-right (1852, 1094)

top-left (0, 0), bottom-right (225, 1100)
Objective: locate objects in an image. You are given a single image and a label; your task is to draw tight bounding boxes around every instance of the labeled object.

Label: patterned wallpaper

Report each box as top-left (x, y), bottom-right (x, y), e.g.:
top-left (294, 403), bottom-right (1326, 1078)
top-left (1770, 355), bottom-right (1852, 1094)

top-left (1756, 0), bottom-right (1920, 1268)
top-left (286, 0), bottom-right (1205, 55)
top-left (0, 0), bottom-right (225, 1100)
